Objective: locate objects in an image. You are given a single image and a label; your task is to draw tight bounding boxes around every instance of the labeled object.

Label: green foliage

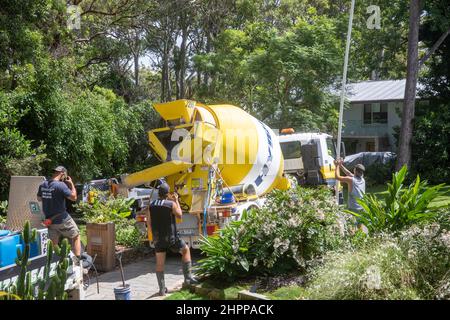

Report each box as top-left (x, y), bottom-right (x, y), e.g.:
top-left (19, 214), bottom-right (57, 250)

top-left (77, 194), bottom-right (142, 248)
top-left (398, 210), bottom-right (450, 299)
top-left (0, 199), bottom-right (6, 226)
top-left (76, 194), bottom-right (135, 224)
top-left (197, 187), bottom-right (346, 280)
top-left (44, 239), bottom-right (70, 300)
top-left (296, 211), bottom-right (450, 300)
top-left (409, 100), bottom-right (450, 184)
top-left (364, 161), bottom-right (396, 187)
top-left (303, 236), bottom-right (420, 300)
top-left (0, 200), bottom-right (7, 215)
top-left (410, 0), bottom-right (450, 184)
top-left (116, 219), bottom-right (144, 248)
top-left (266, 285), bottom-right (307, 300)
top-left (13, 221), bottom-right (37, 300)
top-left (0, 91), bottom-right (48, 199)
top-left (164, 289), bottom-right (206, 300)
top-left (197, 211), bottom-right (255, 280)
top-left (194, 13), bottom-right (342, 133)
top-left (348, 166), bottom-right (446, 234)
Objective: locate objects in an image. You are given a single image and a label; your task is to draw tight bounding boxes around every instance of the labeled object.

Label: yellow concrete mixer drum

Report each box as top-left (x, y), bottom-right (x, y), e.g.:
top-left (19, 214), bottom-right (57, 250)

top-left (123, 99), bottom-right (290, 213)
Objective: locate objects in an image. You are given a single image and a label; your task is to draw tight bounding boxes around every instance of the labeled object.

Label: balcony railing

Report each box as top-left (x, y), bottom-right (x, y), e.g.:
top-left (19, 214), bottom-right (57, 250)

top-left (342, 120), bottom-right (389, 137)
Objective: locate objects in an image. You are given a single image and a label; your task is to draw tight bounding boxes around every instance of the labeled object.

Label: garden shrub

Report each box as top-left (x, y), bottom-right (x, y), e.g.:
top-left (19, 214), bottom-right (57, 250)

top-left (197, 186), bottom-right (348, 280)
top-left (349, 166), bottom-right (446, 234)
top-left (76, 194), bottom-right (135, 224)
top-left (303, 236), bottom-right (420, 300)
top-left (300, 210), bottom-right (450, 300)
top-left (76, 194), bottom-right (142, 248)
top-left (398, 210), bottom-right (450, 299)
top-left (116, 220), bottom-right (144, 248)
top-left (364, 161), bottom-right (395, 186)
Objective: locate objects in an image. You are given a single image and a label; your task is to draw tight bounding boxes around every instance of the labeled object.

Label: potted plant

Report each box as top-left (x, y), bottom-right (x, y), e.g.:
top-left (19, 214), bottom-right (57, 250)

top-left (76, 194), bottom-right (135, 271)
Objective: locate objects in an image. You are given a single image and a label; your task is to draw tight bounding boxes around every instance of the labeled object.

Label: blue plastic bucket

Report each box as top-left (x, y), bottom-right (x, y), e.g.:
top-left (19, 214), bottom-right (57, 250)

top-left (114, 284), bottom-right (131, 300)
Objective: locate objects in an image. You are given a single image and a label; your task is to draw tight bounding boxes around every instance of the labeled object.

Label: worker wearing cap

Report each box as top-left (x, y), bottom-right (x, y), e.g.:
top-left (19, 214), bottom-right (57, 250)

top-left (147, 182), bottom-right (198, 296)
top-left (334, 159), bottom-right (366, 214)
top-left (37, 166), bottom-right (81, 257)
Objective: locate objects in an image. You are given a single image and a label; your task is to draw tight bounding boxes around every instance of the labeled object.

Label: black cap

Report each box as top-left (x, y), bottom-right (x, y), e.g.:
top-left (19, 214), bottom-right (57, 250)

top-left (158, 183), bottom-right (170, 196)
top-left (54, 165), bottom-right (67, 173)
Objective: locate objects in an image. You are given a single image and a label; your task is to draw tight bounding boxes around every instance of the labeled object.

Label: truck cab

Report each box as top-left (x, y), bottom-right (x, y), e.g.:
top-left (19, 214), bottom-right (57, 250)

top-left (277, 129), bottom-right (341, 187)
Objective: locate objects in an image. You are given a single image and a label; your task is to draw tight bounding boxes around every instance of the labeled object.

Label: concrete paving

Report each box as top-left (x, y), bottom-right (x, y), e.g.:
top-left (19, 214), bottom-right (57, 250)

top-left (85, 255), bottom-right (187, 300)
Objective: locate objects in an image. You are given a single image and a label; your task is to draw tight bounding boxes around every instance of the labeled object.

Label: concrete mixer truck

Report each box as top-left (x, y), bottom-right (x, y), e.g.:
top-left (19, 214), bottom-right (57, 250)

top-left (122, 99), bottom-right (290, 248)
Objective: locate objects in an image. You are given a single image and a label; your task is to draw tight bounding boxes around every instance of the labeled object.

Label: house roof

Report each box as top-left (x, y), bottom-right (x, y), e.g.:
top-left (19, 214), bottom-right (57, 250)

top-left (346, 79), bottom-right (423, 103)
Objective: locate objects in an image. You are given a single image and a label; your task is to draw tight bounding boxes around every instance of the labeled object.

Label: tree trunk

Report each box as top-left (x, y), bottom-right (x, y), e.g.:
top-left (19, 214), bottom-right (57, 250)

top-left (161, 41), bottom-right (167, 102)
top-left (396, 0), bottom-right (420, 171)
top-left (134, 52), bottom-right (139, 87)
top-left (203, 32), bottom-right (211, 89)
top-left (133, 32), bottom-right (139, 87)
top-left (178, 24), bottom-right (188, 99)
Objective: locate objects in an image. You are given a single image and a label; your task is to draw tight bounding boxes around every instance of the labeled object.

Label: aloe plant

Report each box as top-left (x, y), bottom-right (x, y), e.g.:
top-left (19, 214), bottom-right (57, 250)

top-left (348, 166), bottom-right (446, 233)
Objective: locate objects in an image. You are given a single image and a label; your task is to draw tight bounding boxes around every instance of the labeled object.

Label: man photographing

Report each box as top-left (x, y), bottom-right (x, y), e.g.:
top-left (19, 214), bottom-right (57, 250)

top-left (147, 182), bottom-right (197, 296)
top-left (37, 166), bottom-right (81, 258)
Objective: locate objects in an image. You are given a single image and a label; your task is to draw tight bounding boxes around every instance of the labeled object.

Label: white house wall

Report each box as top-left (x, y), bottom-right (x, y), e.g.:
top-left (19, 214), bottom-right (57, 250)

top-left (342, 101), bottom-right (402, 153)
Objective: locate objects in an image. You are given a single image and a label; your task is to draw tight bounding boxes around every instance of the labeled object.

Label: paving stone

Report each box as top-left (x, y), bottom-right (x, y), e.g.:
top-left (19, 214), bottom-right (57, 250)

top-left (85, 256), bottom-right (191, 300)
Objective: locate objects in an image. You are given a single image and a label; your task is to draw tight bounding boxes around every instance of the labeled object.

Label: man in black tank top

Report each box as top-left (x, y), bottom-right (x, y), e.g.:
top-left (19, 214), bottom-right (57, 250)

top-left (148, 183), bottom-right (198, 296)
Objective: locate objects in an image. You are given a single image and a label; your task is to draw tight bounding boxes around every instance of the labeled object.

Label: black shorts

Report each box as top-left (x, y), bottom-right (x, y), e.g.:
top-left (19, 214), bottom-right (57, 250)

top-left (154, 237), bottom-right (187, 253)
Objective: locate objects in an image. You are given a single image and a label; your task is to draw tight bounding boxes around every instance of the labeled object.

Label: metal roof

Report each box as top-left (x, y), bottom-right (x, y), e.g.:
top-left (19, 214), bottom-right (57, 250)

top-left (346, 79), bottom-right (422, 103)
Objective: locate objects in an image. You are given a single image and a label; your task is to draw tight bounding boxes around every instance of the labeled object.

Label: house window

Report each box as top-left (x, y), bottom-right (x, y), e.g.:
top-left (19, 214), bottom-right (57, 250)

top-left (363, 103), bottom-right (388, 124)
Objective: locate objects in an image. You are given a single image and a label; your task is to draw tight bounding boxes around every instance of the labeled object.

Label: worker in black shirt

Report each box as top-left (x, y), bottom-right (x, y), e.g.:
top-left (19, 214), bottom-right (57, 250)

top-left (148, 183), bottom-right (198, 296)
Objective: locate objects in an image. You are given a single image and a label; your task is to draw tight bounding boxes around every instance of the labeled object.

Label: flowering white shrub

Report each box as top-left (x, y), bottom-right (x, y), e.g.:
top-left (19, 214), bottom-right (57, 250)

top-left (303, 236), bottom-right (420, 300)
top-left (299, 210), bottom-right (450, 300)
top-left (398, 210), bottom-right (450, 299)
top-left (196, 186), bottom-right (346, 280)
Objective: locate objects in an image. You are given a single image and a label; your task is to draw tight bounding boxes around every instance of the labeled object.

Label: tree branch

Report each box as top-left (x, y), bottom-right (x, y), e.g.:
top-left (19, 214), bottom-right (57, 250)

top-left (75, 31), bottom-right (107, 43)
top-left (81, 0), bottom-right (133, 16)
top-left (418, 25), bottom-right (450, 69)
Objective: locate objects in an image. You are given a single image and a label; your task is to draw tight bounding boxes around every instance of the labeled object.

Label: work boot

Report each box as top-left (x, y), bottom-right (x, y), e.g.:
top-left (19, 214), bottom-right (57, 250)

top-left (156, 271), bottom-right (168, 296)
top-left (182, 261), bottom-right (199, 286)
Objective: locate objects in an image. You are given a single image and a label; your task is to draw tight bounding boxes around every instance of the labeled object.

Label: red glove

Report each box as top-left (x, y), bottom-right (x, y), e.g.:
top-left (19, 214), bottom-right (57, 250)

top-left (42, 219), bottom-right (52, 227)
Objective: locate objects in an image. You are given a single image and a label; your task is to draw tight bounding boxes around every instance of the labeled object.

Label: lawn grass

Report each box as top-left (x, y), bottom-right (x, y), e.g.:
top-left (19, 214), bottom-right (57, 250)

top-left (165, 289), bottom-right (206, 300)
top-left (264, 285), bottom-right (306, 300)
top-left (165, 280), bottom-right (253, 300)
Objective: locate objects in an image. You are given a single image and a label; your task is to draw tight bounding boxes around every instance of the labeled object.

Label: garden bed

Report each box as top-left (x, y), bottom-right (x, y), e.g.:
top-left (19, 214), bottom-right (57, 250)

top-left (166, 273), bottom-right (306, 300)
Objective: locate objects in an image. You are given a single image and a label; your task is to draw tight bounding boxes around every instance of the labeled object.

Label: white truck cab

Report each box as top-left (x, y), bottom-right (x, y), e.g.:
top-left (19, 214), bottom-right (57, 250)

top-left (277, 130), bottom-right (341, 187)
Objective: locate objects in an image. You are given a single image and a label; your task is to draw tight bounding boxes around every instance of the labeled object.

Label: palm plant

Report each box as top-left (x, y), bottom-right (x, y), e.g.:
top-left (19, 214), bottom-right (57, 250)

top-left (347, 166), bottom-right (446, 233)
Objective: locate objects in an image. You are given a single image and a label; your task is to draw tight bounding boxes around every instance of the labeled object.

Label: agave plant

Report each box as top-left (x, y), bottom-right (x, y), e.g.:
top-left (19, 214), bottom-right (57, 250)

top-left (347, 166), bottom-right (446, 234)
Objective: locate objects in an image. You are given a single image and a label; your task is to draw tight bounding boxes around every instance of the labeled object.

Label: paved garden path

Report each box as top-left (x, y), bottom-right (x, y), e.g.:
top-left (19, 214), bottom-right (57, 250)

top-left (85, 255), bottom-right (189, 300)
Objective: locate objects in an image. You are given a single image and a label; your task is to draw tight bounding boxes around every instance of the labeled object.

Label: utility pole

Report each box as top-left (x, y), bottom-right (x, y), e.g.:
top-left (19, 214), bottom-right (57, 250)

top-left (335, 0), bottom-right (356, 203)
